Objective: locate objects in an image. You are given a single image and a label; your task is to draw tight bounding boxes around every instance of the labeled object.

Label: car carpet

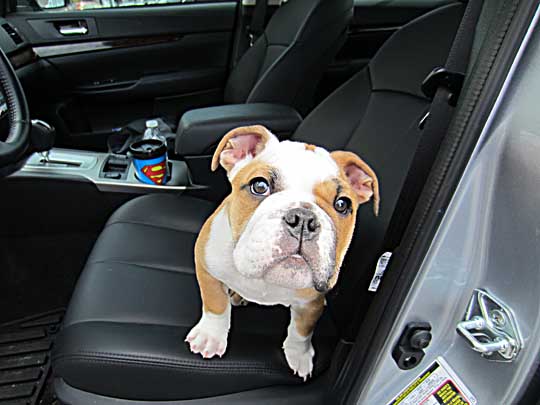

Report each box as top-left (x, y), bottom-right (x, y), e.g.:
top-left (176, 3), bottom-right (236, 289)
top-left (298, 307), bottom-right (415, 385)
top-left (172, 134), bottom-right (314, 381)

top-left (0, 232), bottom-right (96, 324)
top-left (0, 310), bottom-right (64, 405)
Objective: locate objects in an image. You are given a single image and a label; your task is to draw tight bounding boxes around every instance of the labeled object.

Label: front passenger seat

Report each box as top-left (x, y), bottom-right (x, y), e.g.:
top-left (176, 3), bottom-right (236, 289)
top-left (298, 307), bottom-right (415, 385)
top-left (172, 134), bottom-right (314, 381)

top-left (53, 3), bottom-right (467, 402)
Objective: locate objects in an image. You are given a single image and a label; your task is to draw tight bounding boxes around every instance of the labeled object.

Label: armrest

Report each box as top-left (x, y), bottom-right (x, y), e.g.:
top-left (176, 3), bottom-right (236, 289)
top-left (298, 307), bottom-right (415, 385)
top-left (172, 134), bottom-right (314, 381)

top-left (175, 103), bottom-right (302, 156)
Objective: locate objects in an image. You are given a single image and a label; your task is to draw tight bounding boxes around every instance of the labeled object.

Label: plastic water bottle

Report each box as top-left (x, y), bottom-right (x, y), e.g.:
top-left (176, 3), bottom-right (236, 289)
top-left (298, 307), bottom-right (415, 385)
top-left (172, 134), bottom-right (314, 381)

top-left (143, 119), bottom-right (167, 147)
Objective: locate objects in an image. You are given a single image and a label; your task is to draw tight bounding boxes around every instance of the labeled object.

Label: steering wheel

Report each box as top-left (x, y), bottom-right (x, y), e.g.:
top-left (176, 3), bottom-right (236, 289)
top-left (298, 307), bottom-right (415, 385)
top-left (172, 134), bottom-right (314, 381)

top-left (0, 47), bottom-right (30, 168)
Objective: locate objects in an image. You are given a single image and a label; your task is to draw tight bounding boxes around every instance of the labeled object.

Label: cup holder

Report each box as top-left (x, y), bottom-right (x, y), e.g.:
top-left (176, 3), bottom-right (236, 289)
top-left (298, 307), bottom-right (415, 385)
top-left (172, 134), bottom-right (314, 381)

top-left (99, 154), bottom-right (130, 180)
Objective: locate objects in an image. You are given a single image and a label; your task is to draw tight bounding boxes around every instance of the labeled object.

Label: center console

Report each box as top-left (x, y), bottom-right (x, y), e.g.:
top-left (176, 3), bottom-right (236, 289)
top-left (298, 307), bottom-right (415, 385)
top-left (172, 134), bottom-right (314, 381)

top-left (15, 148), bottom-right (202, 194)
top-left (13, 102), bottom-right (303, 195)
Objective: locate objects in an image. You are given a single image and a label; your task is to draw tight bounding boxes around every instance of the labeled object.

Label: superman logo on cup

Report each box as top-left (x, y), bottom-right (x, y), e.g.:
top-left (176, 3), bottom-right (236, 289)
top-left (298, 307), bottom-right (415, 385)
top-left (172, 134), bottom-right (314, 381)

top-left (141, 162), bottom-right (167, 185)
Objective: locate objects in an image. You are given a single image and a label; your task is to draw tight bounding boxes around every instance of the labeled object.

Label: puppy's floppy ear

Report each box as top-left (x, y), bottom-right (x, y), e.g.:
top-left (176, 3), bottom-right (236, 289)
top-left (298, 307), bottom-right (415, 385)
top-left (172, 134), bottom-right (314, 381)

top-left (211, 125), bottom-right (277, 174)
top-left (331, 151), bottom-right (380, 216)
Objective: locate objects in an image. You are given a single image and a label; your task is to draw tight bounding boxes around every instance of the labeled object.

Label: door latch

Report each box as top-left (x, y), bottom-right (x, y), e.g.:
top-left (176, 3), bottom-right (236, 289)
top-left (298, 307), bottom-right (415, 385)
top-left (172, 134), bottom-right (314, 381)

top-left (457, 289), bottom-right (522, 362)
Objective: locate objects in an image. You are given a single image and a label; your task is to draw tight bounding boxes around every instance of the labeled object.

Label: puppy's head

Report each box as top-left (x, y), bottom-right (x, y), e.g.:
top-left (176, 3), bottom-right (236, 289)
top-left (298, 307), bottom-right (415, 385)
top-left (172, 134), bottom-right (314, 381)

top-left (212, 125), bottom-right (379, 293)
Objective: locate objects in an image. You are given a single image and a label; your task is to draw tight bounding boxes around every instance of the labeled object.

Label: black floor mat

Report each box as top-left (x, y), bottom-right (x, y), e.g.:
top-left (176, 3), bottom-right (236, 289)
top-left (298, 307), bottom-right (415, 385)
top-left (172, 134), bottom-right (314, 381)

top-left (0, 310), bottom-right (64, 405)
top-left (0, 232), bottom-right (95, 324)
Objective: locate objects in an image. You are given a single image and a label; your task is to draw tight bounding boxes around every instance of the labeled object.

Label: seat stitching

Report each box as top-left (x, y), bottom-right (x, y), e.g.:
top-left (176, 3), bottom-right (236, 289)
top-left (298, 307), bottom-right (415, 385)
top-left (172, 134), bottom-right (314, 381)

top-left (265, 42), bottom-right (289, 47)
top-left (104, 220), bottom-right (200, 235)
top-left (60, 317), bottom-right (196, 330)
top-left (56, 357), bottom-right (289, 376)
top-left (56, 352), bottom-right (330, 374)
top-left (57, 350), bottom-right (273, 367)
top-left (371, 88), bottom-right (429, 101)
top-left (86, 259), bottom-right (194, 275)
top-left (61, 320), bottom-right (194, 329)
top-left (342, 66), bottom-right (374, 150)
top-left (55, 352), bottom-right (331, 375)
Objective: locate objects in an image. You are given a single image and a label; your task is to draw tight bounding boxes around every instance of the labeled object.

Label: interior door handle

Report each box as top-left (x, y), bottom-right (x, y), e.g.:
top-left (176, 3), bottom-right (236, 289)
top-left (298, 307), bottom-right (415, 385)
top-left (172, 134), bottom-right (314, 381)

top-left (58, 22), bottom-right (88, 36)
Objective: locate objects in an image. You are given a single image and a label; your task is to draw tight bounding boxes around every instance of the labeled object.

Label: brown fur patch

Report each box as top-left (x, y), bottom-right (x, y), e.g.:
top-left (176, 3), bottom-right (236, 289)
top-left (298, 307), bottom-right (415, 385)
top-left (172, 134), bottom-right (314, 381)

top-left (292, 296), bottom-right (325, 337)
top-left (304, 143), bottom-right (317, 152)
top-left (331, 151), bottom-right (380, 215)
top-left (194, 201), bottom-right (230, 314)
top-left (226, 161), bottom-right (274, 241)
top-left (296, 288), bottom-right (323, 301)
top-left (313, 179), bottom-right (358, 289)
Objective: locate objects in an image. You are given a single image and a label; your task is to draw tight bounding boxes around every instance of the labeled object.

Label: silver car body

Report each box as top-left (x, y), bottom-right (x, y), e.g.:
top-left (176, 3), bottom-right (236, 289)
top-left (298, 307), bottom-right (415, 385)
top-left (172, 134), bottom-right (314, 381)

top-left (358, 4), bottom-right (540, 404)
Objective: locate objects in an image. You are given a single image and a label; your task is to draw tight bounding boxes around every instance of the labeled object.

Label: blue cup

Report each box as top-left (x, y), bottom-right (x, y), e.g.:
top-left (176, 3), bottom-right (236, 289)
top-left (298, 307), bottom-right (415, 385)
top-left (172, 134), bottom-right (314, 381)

top-left (129, 139), bottom-right (168, 185)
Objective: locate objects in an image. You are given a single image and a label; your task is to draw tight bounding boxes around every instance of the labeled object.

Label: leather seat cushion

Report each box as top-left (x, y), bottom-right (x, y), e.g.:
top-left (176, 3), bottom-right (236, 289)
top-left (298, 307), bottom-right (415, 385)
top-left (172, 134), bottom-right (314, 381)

top-left (53, 194), bottom-right (337, 401)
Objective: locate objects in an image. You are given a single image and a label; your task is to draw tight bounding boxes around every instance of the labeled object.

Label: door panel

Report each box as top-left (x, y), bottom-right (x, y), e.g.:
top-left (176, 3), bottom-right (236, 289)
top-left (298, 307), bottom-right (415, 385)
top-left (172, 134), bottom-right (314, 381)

top-left (7, 2), bottom-right (237, 150)
top-left (10, 3), bottom-right (236, 44)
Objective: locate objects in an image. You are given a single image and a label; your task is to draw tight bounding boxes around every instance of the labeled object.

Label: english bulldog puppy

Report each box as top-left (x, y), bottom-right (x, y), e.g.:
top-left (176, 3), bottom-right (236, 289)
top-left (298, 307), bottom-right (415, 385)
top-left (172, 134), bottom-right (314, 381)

top-left (186, 125), bottom-right (379, 380)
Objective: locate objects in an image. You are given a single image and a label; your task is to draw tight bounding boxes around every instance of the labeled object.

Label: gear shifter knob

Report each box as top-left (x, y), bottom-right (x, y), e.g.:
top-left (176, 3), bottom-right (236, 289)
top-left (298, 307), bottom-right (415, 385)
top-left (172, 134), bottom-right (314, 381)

top-left (30, 119), bottom-right (55, 153)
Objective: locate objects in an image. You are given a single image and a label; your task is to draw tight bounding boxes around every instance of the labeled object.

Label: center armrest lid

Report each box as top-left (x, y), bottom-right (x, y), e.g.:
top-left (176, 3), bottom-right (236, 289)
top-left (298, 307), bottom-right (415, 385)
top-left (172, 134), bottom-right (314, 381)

top-left (175, 103), bottom-right (302, 156)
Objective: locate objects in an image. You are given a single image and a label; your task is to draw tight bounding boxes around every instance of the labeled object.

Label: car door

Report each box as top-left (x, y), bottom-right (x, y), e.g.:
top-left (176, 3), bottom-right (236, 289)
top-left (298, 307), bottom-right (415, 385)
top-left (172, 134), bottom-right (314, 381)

top-left (341, 1), bottom-right (540, 403)
top-left (4, 0), bottom-right (237, 150)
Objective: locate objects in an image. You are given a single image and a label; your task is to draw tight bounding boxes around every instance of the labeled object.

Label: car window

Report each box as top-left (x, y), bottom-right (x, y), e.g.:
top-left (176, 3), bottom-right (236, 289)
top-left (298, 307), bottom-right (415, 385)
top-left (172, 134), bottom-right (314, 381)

top-left (17, 0), bottom-right (227, 12)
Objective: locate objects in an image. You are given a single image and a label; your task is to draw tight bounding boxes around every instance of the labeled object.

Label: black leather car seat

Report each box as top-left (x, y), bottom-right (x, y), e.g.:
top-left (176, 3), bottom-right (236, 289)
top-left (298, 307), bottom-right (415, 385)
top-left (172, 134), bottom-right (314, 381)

top-left (53, 3), bottom-right (466, 402)
top-left (224, 0), bottom-right (353, 115)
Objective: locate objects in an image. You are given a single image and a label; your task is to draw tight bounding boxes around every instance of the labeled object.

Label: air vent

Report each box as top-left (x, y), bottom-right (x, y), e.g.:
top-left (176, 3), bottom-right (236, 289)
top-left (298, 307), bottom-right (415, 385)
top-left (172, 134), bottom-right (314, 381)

top-left (2, 23), bottom-right (23, 45)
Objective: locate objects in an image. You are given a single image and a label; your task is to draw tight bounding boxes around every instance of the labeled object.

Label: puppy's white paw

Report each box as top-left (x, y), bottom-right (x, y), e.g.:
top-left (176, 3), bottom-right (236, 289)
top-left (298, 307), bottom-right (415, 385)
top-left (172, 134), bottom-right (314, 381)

top-left (185, 325), bottom-right (227, 358)
top-left (185, 310), bottom-right (230, 359)
top-left (283, 340), bottom-right (315, 381)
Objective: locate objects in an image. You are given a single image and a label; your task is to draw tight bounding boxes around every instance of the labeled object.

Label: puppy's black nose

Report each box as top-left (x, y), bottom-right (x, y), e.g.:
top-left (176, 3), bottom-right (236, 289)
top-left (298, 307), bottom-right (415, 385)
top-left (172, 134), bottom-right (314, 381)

top-left (283, 208), bottom-right (320, 240)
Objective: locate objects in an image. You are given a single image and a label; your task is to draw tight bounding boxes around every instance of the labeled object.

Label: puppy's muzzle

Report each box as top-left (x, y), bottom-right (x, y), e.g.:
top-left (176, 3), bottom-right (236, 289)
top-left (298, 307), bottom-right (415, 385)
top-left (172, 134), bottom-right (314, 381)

top-left (283, 207), bottom-right (320, 241)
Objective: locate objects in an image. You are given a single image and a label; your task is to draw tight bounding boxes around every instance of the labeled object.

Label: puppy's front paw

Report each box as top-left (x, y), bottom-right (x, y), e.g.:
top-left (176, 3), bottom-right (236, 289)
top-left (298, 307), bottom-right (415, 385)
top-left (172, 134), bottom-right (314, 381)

top-left (283, 340), bottom-right (315, 381)
top-left (185, 325), bottom-right (228, 358)
top-left (185, 311), bottom-right (230, 359)
top-left (185, 326), bottom-right (227, 358)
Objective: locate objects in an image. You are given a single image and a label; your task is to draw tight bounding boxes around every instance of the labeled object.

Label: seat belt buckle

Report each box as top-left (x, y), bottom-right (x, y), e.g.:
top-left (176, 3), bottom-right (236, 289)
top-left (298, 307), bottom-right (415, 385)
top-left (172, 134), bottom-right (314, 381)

top-left (421, 67), bottom-right (465, 107)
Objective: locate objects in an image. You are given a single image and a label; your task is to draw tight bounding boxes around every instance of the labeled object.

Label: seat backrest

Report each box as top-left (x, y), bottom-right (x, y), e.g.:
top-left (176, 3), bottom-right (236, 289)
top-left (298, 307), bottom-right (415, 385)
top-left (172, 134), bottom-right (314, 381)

top-left (224, 0), bottom-right (353, 115)
top-left (291, 2), bottom-right (466, 336)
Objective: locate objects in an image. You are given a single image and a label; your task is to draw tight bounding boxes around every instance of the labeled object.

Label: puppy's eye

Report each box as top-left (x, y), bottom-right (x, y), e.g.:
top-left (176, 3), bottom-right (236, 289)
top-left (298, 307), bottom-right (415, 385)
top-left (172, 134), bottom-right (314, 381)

top-left (334, 197), bottom-right (351, 214)
top-left (250, 177), bottom-right (271, 196)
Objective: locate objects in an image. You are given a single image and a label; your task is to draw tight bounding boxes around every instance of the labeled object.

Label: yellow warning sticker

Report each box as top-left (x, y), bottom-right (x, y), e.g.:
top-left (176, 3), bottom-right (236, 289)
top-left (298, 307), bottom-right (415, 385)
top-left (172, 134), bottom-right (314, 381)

top-left (388, 358), bottom-right (477, 405)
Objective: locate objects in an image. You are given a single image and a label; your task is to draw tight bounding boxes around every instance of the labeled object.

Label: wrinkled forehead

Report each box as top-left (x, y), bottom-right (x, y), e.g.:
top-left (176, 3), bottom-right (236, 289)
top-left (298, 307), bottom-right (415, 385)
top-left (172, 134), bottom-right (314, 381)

top-left (254, 140), bottom-right (339, 191)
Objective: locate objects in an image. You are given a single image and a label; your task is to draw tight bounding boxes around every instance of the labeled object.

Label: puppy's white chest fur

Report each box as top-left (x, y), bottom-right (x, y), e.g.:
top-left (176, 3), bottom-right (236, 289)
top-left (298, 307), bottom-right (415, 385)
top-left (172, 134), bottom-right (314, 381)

top-left (204, 207), bottom-right (301, 306)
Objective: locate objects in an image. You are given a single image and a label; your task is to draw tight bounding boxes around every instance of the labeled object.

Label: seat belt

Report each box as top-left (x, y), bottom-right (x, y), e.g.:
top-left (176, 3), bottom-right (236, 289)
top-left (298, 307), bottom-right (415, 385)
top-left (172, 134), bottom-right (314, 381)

top-left (380, 0), bottom-right (485, 255)
top-left (247, 0), bottom-right (269, 47)
top-left (331, 0), bottom-right (485, 342)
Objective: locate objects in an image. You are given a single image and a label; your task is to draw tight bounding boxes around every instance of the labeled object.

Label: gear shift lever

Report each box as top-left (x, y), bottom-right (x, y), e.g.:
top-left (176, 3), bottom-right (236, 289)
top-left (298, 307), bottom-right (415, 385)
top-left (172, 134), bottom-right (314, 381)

top-left (29, 120), bottom-right (81, 167)
top-left (30, 119), bottom-right (55, 162)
